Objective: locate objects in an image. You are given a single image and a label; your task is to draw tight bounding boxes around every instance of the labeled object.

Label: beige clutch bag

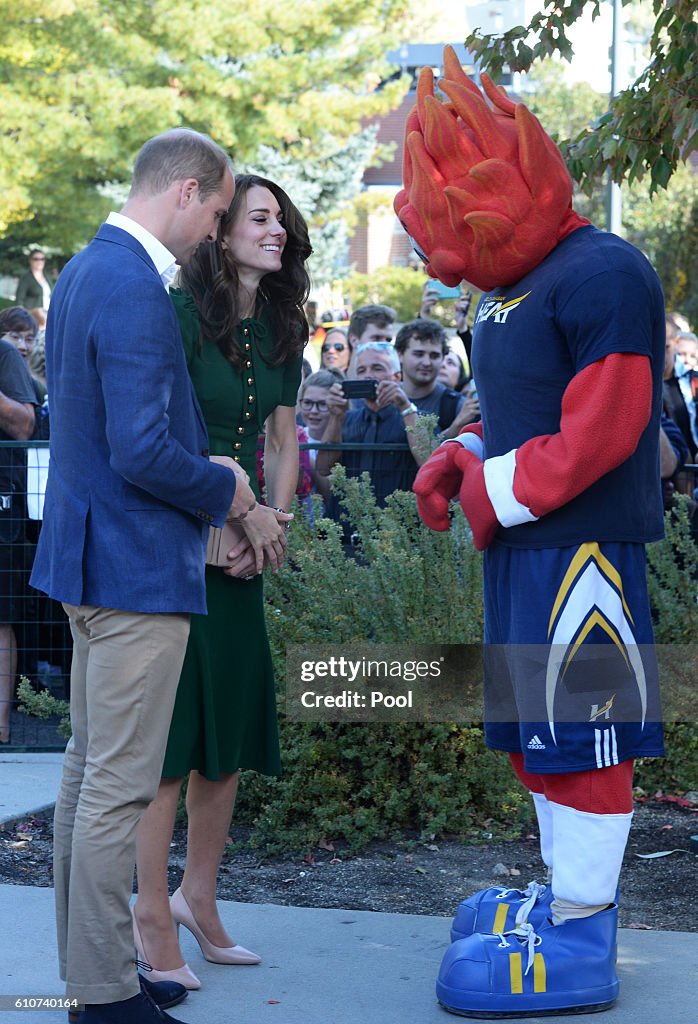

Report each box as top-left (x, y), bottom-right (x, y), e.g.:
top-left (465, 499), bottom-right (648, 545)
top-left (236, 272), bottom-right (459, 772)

top-left (206, 521), bottom-right (246, 567)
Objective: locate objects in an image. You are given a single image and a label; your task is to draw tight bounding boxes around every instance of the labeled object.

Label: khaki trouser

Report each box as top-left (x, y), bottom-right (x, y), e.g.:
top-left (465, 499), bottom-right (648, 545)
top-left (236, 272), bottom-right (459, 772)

top-left (54, 604), bottom-right (190, 1004)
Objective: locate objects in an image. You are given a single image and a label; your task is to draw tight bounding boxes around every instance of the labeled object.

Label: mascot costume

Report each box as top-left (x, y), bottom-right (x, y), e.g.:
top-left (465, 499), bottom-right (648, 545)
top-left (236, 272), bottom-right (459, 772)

top-left (395, 46), bottom-right (665, 1017)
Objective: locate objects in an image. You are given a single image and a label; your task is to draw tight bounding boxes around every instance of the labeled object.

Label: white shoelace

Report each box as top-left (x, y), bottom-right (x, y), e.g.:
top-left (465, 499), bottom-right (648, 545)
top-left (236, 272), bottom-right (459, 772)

top-left (495, 921), bottom-right (541, 974)
top-left (494, 880), bottom-right (548, 928)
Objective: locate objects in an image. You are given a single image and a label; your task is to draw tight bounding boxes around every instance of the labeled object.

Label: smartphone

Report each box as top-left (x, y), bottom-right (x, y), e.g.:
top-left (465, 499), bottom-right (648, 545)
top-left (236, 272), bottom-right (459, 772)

top-left (428, 279), bottom-right (462, 300)
top-left (342, 378), bottom-right (378, 400)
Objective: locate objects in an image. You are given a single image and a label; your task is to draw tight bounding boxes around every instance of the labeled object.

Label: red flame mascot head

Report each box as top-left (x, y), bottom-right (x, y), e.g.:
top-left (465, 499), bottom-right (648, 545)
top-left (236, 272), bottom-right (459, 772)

top-left (393, 45), bottom-right (588, 292)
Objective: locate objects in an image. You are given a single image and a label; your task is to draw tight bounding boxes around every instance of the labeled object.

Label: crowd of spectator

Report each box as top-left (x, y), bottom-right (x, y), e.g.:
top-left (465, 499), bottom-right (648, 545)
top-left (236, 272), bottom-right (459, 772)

top-left (1, 286), bottom-right (697, 741)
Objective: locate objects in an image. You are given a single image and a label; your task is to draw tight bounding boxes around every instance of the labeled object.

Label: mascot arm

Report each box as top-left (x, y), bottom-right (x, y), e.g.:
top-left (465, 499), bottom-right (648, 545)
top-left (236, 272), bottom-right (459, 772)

top-left (416, 353), bottom-right (652, 549)
top-left (506, 352), bottom-right (652, 518)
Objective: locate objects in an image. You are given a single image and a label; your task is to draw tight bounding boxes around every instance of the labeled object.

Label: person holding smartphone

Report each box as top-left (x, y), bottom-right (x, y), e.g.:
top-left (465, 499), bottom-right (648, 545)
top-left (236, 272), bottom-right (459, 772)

top-left (315, 340), bottom-right (427, 518)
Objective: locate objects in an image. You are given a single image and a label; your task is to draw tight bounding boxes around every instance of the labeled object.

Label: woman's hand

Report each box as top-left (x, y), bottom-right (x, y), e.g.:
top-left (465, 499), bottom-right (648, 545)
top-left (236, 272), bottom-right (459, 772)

top-left (240, 504), bottom-right (293, 574)
top-left (221, 533), bottom-right (258, 578)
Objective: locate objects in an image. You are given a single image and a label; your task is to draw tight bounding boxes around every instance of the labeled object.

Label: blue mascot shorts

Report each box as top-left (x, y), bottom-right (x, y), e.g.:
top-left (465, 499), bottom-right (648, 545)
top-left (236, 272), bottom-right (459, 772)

top-left (482, 541), bottom-right (664, 773)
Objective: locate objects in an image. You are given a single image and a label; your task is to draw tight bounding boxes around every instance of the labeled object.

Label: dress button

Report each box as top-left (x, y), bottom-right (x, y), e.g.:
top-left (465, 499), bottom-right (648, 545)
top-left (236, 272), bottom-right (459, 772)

top-left (233, 442), bottom-right (242, 450)
top-left (244, 412), bottom-right (252, 420)
top-left (237, 426), bottom-right (244, 435)
top-left (243, 328), bottom-right (249, 336)
top-left (247, 377), bottom-right (254, 385)
top-left (248, 394), bottom-right (255, 404)
top-left (245, 361), bottom-right (252, 369)
top-left (244, 343), bottom-right (251, 351)
top-left (233, 455), bottom-right (241, 463)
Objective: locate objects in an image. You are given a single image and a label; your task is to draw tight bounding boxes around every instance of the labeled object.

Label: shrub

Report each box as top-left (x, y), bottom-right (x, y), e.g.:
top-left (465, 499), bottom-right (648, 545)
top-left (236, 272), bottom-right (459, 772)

top-left (19, 487), bottom-right (698, 853)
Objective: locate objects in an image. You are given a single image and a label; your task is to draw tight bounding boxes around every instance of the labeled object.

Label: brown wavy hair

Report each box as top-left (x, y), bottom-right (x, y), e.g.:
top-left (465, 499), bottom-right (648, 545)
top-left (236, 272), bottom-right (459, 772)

top-left (179, 174), bottom-right (312, 368)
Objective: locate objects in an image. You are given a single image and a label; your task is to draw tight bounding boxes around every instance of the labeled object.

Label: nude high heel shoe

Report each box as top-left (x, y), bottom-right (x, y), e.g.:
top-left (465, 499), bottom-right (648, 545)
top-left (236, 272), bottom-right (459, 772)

top-left (170, 887), bottom-right (261, 965)
top-left (131, 904), bottom-right (201, 990)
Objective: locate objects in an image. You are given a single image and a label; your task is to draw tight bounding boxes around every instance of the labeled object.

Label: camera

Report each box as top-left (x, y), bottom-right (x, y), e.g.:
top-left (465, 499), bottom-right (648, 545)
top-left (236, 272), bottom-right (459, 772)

top-left (341, 378), bottom-right (378, 400)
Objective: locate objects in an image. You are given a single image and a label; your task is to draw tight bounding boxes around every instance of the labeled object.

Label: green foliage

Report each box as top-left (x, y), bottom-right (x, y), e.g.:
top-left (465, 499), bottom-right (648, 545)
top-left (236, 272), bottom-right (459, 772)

top-left (0, 0), bottom-right (415, 255)
top-left (646, 498), bottom-right (698, 644)
top-left (525, 62), bottom-right (698, 325)
top-left (640, 500), bottom-right (698, 796)
top-left (623, 166), bottom-right (698, 326)
top-left (466, 0), bottom-right (698, 194)
top-left (341, 265), bottom-right (426, 323)
top-left (236, 475), bottom-right (530, 852)
top-left (636, 723), bottom-right (698, 794)
top-left (16, 485), bottom-right (698, 853)
top-left (16, 676), bottom-right (71, 739)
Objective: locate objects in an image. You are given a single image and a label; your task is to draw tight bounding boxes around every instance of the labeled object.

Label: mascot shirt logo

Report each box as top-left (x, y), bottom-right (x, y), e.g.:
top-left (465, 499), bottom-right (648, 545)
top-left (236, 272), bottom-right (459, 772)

top-left (475, 291), bottom-right (531, 326)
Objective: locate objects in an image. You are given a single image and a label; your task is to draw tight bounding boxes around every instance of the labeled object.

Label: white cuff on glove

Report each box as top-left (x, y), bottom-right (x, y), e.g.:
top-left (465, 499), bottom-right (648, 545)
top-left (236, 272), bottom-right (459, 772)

top-left (482, 449), bottom-right (539, 528)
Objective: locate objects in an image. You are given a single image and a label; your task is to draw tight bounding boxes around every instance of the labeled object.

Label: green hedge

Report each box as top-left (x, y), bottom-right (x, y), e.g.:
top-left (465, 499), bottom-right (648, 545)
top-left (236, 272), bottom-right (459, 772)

top-left (20, 480), bottom-right (698, 854)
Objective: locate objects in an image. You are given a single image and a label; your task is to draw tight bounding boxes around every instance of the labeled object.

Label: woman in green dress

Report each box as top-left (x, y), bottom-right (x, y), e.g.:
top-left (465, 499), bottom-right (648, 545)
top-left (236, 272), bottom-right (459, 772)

top-left (132, 175), bottom-right (311, 988)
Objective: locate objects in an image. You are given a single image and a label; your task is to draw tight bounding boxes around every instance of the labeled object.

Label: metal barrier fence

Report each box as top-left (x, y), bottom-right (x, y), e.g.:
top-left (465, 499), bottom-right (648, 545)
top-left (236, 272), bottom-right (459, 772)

top-left (1, 439), bottom-right (696, 752)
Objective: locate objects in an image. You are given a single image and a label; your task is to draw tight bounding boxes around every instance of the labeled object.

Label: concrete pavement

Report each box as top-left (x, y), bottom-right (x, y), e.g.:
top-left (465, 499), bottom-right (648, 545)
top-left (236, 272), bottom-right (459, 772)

top-left (1, 753), bottom-right (696, 1024)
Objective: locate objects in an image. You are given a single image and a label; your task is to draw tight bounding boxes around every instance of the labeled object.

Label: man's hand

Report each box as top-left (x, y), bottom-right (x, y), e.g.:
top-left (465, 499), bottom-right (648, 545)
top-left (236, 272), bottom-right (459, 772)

top-left (326, 383), bottom-right (349, 418)
top-left (210, 456), bottom-right (258, 521)
top-left (375, 379), bottom-right (410, 411)
top-left (419, 282), bottom-right (440, 319)
top-left (453, 292), bottom-right (472, 335)
top-left (413, 442), bottom-right (464, 531)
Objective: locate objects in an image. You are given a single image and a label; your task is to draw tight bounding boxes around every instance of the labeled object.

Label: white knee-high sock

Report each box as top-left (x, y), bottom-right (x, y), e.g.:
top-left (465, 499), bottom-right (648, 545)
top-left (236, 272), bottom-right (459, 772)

top-left (549, 800), bottom-right (632, 923)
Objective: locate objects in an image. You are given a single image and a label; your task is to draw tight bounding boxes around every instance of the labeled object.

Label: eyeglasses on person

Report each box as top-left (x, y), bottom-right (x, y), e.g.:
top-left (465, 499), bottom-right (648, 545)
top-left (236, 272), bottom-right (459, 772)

top-left (321, 341), bottom-right (346, 353)
top-left (299, 398), bottom-right (329, 413)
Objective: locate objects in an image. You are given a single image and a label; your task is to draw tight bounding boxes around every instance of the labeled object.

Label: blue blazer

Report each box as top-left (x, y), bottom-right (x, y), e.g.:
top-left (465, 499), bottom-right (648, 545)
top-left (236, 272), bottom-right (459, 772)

top-left (30, 224), bottom-right (236, 614)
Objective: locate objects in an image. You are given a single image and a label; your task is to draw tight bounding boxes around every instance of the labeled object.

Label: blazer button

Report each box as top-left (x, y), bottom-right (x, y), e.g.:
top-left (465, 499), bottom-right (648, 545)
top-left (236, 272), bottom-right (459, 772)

top-left (244, 412), bottom-right (252, 420)
top-left (233, 455), bottom-right (241, 463)
top-left (245, 360), bottom-right (252, 369)
top-left (237, 426), bottom-right (244, 435)
top-left (247, 377), bottom-right (254, 386)
top-left (247, 394), bottom-right (255, 404)
top-left (244, 343), bottom-right (251, 351)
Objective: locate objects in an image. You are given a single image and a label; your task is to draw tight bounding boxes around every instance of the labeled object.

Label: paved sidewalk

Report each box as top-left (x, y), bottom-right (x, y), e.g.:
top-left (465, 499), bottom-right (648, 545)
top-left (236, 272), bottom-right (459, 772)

top-left (1, 754), bottom-right (696, 1024)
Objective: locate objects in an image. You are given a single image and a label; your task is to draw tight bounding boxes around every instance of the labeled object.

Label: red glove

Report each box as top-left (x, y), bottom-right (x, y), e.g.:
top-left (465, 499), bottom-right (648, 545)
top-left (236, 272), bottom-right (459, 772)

top-left (414, 423), bottom-right (485, 532)
top-left (413, 442), bottom-right (462, 530)
top-left (453, 446), bottom-right (499, 550)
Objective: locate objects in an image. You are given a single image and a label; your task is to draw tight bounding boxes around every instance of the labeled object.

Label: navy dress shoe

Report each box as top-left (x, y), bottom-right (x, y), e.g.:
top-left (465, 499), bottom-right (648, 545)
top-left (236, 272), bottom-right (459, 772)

top-left (138, 974), bottom-right (188, 1009)
top-left (82, 991), bottom-right (187, 1021)
top-left (68, 976), bottom-right (188, 1023)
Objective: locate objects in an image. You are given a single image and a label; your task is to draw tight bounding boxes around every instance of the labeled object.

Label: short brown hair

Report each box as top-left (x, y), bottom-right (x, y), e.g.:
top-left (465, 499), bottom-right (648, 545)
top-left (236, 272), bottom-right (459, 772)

top-left (130, 128), bottom-right (232, 200)
top-left (348, 304), bottom-right (396, 342)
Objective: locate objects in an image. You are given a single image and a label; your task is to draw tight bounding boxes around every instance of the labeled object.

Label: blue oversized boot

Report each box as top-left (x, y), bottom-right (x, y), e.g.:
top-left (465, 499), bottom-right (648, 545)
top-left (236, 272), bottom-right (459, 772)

top-left (451, 881), bottom-right (552, 942)
top-left (437, 904), bottom-right (619, 1018)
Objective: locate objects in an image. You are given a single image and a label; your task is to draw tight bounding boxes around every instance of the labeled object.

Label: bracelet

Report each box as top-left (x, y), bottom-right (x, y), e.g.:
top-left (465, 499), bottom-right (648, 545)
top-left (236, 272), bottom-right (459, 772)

top-left (401, 402), bottom-right (418, 417)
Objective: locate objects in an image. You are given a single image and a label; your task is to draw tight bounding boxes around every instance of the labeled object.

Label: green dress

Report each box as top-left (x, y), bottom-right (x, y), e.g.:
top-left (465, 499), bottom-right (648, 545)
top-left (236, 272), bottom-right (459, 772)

top-left (161, 290), bottom-right (301, 780)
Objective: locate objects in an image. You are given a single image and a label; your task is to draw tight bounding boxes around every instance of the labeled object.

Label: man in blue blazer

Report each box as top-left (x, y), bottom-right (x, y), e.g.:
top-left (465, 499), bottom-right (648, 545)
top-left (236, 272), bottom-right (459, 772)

top-left (30, 129), bottom-right (257, 1024)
